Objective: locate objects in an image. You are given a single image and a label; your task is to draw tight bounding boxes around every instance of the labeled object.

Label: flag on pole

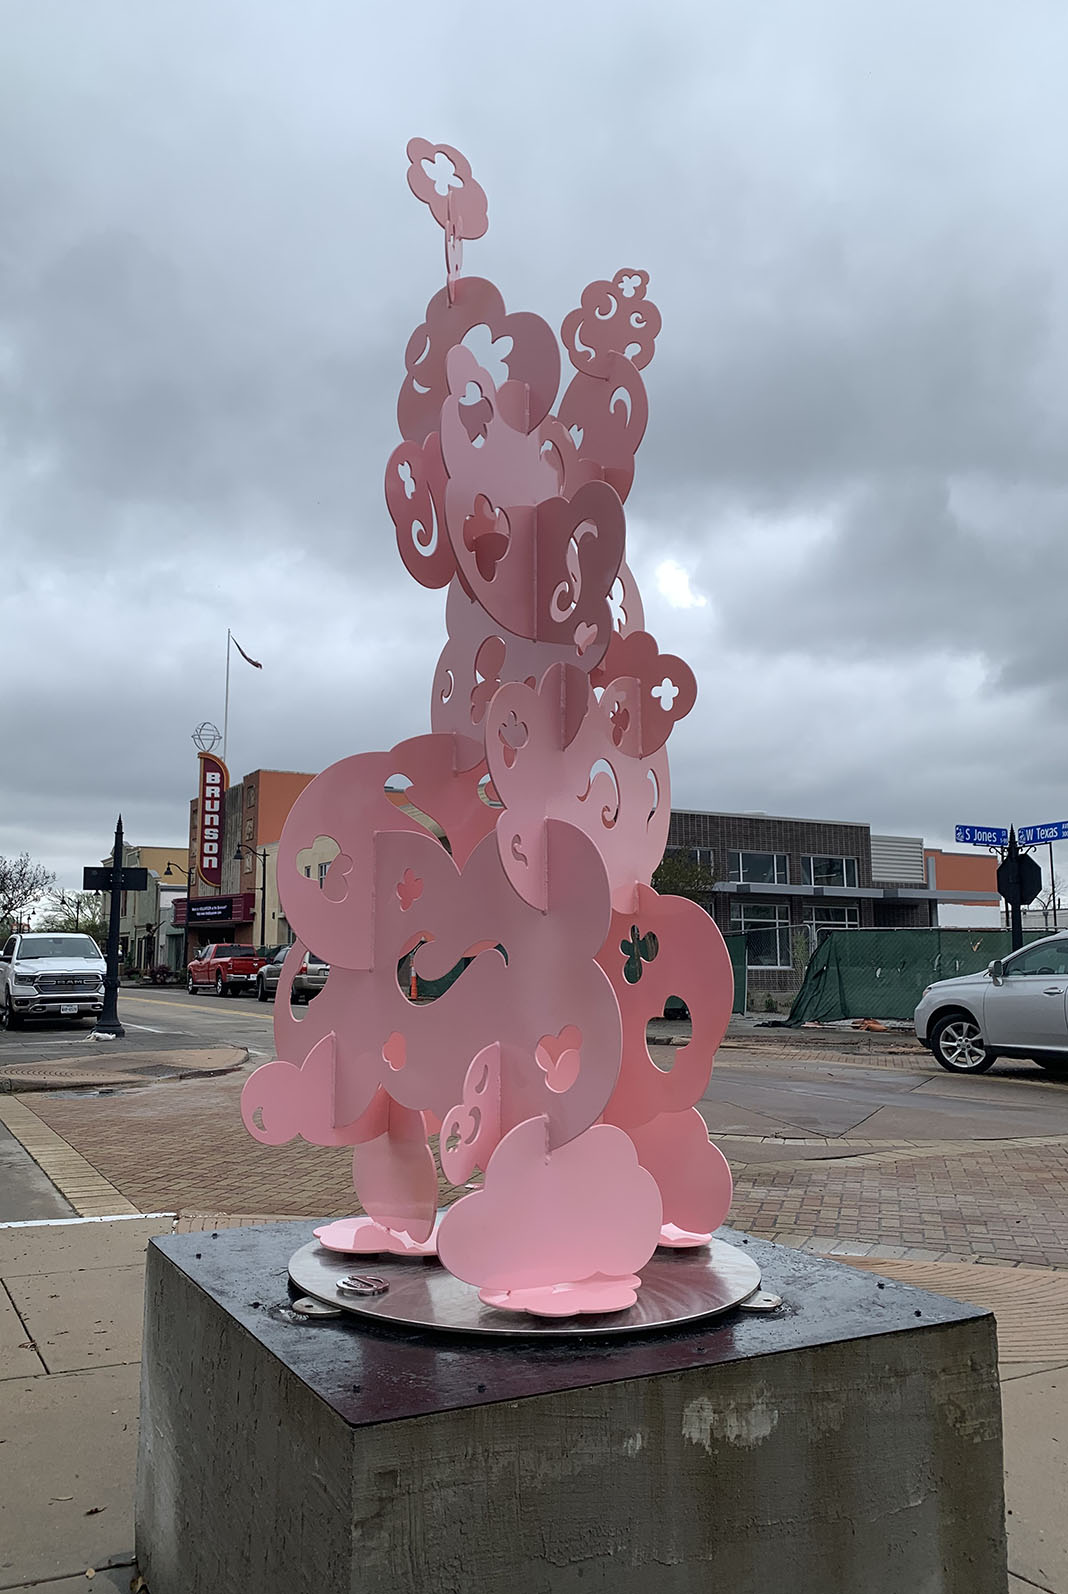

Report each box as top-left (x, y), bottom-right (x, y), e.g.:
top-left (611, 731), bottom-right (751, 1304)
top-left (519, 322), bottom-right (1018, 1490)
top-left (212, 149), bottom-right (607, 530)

top-left (231, 636), bottom-right (262, 669)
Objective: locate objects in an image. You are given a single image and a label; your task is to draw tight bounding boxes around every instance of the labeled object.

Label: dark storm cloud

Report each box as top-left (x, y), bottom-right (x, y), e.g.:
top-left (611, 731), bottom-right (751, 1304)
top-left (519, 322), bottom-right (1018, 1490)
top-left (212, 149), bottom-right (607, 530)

top-left (4, 0), bottom-right (1068, 885)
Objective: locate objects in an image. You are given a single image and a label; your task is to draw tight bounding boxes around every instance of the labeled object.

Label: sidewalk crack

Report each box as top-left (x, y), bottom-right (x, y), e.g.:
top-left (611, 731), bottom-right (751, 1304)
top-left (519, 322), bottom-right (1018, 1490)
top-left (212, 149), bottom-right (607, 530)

top-left (1, 1276), bottom-right (49, 1375)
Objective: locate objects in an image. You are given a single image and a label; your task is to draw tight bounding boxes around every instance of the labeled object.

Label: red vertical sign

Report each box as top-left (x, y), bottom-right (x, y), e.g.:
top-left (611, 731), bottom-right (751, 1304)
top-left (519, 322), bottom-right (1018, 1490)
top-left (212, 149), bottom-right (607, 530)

top-left (197, 752), bottom-right (230, 889)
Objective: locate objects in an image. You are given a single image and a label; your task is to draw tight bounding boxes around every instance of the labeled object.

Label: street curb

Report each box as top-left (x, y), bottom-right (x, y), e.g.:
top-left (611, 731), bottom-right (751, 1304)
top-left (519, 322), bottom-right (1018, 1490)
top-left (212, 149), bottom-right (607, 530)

top-left (0, 1095), bottom-right (138, 1216)
top-left (0, 1046), bottom-right (249, 1094)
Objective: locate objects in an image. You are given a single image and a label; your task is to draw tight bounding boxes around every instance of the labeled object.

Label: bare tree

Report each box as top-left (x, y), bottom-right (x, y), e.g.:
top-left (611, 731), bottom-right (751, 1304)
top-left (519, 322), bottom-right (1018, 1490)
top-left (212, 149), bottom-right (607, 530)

top-left (38, 890), bottom-right (108, 946)
top-left (1033, 877), bottom-right (1064, 932)
top-left (0, 853), bottom-right (56, 932)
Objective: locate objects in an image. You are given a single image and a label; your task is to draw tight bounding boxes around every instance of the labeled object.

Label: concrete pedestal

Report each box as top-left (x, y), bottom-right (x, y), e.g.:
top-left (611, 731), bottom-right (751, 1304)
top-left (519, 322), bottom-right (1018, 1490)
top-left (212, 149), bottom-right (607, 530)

top-left (136, 1223), bottom-right (1007, 1594)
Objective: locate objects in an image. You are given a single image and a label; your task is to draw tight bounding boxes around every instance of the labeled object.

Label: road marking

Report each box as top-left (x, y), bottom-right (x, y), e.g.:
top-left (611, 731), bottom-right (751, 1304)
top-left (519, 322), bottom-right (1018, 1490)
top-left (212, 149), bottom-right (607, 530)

top-left (122, 994), bottom-right (272, 1021)
top-left (0, 1212), bottom-right (175, 1230)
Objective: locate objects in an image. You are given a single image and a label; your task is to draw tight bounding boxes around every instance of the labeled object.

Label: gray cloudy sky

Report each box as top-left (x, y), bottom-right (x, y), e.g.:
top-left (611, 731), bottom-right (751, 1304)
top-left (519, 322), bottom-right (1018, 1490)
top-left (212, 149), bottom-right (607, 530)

top-left (4, 0), bottom-right (1068, 889)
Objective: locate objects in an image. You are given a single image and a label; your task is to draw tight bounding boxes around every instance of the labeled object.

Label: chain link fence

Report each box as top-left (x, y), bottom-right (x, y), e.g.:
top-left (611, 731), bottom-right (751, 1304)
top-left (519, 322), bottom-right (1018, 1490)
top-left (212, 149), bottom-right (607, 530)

top-left (788, 928), bottom-right (1047, 1025)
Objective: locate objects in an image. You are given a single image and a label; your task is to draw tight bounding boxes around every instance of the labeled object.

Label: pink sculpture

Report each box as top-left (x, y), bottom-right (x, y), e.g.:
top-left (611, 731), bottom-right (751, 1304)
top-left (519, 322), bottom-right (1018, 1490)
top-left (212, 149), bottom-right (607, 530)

top-left (241, 140), bottom-right (735, 1317)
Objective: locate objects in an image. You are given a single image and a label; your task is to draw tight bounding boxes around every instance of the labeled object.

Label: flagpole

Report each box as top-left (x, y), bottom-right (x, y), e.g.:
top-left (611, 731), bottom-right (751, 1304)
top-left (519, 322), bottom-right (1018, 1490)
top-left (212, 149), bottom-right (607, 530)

top-left (223, 628), bottom-right (232, 764)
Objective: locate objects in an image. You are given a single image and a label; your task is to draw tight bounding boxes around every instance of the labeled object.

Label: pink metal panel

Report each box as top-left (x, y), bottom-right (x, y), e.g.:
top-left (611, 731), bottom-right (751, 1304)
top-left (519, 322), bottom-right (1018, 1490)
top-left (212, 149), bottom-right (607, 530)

top-left (485, 664), bottom-right (671, 912)
top-left (597, 884), bottom-right (734, 1129)
top-left (436, 1117), bottom-right (662, 1314)
top-left (630, 1108), bottom-right (734, 1246)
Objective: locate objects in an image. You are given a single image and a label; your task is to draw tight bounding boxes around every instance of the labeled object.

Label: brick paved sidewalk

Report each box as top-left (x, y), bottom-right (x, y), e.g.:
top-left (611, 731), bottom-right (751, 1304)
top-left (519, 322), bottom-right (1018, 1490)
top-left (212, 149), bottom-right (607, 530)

top-left (8, 1062), bottom-right (1068, 1269)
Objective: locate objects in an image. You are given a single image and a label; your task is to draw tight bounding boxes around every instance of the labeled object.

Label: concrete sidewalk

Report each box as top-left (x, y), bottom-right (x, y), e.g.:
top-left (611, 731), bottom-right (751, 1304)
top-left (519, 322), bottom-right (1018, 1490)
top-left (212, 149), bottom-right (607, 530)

top-left (0, 1212), bottom-right (1064, 1591)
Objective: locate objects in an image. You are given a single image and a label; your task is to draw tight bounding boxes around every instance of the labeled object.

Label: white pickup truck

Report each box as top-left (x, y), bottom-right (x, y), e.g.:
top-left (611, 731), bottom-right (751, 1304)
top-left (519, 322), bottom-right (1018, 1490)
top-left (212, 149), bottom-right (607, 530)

top-left (0, 932), bottom-right (107, 1028)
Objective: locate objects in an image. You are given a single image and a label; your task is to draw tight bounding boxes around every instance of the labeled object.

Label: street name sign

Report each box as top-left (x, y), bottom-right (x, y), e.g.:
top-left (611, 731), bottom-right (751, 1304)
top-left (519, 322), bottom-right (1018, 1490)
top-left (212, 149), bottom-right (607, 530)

top-left (954, 825), bottom-right (1008, 848)
top-left (1018, 821), bottom-right (1068, 846)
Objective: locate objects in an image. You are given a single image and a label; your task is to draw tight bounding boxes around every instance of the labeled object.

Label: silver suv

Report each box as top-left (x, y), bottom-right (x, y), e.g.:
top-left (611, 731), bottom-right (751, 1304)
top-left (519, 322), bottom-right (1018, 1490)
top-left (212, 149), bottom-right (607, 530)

top-left (0, 932), bottom-right (106, 1028)
top-left (914, 930), bottom-right (1068, 1074)
top-left (256, 946), bottom-right (329, 1004)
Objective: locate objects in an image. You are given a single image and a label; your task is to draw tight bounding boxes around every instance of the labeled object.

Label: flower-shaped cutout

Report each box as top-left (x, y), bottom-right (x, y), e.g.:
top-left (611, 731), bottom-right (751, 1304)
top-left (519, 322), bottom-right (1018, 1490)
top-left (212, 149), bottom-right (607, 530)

top-left (406, 139), bottom-right (489, 240)
top-left (396, 869), bottom-right (424, 911)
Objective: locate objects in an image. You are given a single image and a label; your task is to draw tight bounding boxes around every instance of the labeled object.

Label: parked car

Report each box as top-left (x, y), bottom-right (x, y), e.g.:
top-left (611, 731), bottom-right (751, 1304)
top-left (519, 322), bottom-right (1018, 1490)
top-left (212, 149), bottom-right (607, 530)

top-left (914, 930), bottom-right (1068, 1074)
top-left (257, 946), bottom-right (329, 1003)
top-left (0, 932), bottom-right (106, 1028)
top-left (186, 943), bottom-right (266, 998)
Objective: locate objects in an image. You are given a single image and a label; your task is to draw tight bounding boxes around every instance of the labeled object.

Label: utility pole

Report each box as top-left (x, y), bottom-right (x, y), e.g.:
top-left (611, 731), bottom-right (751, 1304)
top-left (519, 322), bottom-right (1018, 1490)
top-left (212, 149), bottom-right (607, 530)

top-left (95, 815), bottom-right (126, 1038)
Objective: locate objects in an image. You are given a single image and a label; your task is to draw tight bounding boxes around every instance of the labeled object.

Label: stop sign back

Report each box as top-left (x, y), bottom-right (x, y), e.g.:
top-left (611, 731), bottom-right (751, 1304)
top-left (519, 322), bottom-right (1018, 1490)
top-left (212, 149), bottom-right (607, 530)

top-left (997, 852), bottom-right (1043, 907)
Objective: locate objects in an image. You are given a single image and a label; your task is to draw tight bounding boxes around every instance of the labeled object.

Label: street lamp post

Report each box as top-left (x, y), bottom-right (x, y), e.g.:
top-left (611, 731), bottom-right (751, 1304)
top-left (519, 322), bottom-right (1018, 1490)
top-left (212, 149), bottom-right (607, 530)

top-left (57, 892), bottom-right (80, 931)
top-left (233, 844), bottom-right (269, 948)
top-left (164, 861), bottom-right (193, 966)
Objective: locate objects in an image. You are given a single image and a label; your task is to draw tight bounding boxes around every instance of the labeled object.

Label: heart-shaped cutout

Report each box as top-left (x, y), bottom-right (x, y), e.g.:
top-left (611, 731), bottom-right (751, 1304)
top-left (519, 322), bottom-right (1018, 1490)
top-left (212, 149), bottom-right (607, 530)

top-left (535, 1025), bottom-right (582, 1094)
top-left (322, 853), bottom-right (354, 903)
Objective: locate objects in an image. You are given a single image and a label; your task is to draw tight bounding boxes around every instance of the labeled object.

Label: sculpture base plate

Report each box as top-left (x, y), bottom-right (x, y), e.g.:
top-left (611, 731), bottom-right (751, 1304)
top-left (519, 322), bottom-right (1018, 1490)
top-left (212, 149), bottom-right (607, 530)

top-left (287, 1234), bottom-right (762, 1336)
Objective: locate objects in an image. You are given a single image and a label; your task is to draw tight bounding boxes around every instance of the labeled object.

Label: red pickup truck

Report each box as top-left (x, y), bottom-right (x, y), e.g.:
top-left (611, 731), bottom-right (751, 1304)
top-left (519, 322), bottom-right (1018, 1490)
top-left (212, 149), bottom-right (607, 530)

top-left (187, 943), bottom-right (266, 998)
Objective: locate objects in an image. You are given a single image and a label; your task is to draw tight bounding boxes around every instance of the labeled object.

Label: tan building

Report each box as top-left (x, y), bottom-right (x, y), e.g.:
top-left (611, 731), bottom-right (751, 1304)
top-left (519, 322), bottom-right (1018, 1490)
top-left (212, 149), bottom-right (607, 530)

top-left (100, 843), bottom-right (188, 970)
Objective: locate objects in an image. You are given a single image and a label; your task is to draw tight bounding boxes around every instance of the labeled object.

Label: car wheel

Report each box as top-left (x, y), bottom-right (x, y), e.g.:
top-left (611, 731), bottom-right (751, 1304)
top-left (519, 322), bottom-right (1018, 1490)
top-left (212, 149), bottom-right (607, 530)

top-left (257, 977), bottom-right (268, 1002)
top-left (187, 974), bottom-right (197, 995)
top-left (1033, 1054), bottom-right (1068, 1074)
top-left (215, 972), bottom-right (226, 997)
top-left (930, 1012), bottom-right (995, 1073)
top-left (1, 995), bottom-right (22, 1030)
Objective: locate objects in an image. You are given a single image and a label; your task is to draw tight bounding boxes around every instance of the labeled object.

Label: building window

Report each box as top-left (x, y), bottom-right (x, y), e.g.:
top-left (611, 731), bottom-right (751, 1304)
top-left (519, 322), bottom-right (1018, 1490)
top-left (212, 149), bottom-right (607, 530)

top-left (304, 866), bottom-right (312, 879)
top-left (729, 901), bottom-right (791, 968)
top-left (801, 855), bottom-right (858, 889)
top-left (318, 861), bottom-right (330, 888)
top-left (803, 903), bottom-right (860, 950)
top-left (728, 851), bottom-right (788, 886)
top-left (246, 787), bottom-right (256, 807)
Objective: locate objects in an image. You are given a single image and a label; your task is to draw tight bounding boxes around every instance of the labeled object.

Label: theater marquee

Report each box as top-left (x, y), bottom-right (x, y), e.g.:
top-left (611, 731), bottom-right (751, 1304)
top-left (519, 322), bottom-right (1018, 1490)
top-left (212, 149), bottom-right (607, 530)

top-left (197, 751), bottom-right (230, 889)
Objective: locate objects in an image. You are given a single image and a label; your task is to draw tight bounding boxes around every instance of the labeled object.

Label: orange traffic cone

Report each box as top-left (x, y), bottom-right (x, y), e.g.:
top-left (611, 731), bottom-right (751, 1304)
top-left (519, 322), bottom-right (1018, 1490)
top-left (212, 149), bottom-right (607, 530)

top-left (409, 966), bottom-right (419, 1001)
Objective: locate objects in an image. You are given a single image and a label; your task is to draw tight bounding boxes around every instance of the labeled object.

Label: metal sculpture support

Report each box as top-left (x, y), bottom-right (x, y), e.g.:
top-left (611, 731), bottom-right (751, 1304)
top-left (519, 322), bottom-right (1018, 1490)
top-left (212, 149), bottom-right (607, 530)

top-left (242, 141), bottom-right (740, 1320)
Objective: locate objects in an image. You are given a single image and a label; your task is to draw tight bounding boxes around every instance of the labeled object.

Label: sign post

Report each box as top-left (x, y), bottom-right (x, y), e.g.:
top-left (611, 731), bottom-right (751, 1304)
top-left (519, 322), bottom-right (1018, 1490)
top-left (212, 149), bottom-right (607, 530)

top-left (955, 820), bottom-right (1052, 948)
top-left (83, 826), bottom-right (150, 1039)
top-left (96, 816), bottom-right (126, 1039)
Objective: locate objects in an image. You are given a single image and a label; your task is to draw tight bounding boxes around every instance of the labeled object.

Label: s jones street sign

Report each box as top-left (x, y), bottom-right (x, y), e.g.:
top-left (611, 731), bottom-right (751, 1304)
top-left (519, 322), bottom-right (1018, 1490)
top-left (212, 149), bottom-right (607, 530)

top-left (1018, 821), bottom-right (1068, 846)
top-left (955, 825), bottom-right (1009, 848)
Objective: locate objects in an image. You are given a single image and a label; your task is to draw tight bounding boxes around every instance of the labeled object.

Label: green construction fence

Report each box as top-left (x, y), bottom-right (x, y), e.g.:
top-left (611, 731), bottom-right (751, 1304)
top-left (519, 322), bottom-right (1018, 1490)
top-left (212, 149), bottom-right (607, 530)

top-left (788, 927), bottom-right (1046, 1025)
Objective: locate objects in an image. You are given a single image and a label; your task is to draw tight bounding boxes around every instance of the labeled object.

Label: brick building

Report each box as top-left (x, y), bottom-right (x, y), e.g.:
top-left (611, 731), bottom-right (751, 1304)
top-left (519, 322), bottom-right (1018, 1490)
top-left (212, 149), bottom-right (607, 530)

top-left (665, 810), bottom-right (999, 996)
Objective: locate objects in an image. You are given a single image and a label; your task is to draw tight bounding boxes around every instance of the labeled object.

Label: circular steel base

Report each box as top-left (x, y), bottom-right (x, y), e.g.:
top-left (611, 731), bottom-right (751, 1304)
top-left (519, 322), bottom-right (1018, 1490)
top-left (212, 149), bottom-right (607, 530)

top-left (287, 1236), bottom-right (762, 1337)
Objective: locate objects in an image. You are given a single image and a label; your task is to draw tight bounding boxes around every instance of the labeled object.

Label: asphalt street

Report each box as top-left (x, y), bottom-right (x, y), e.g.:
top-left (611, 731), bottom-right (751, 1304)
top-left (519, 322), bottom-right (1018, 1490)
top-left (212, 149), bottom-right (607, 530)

top-left (0, 985), bottom-right (278, 1061)
top-left (4, 985), bottom-right (1068, 1144)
